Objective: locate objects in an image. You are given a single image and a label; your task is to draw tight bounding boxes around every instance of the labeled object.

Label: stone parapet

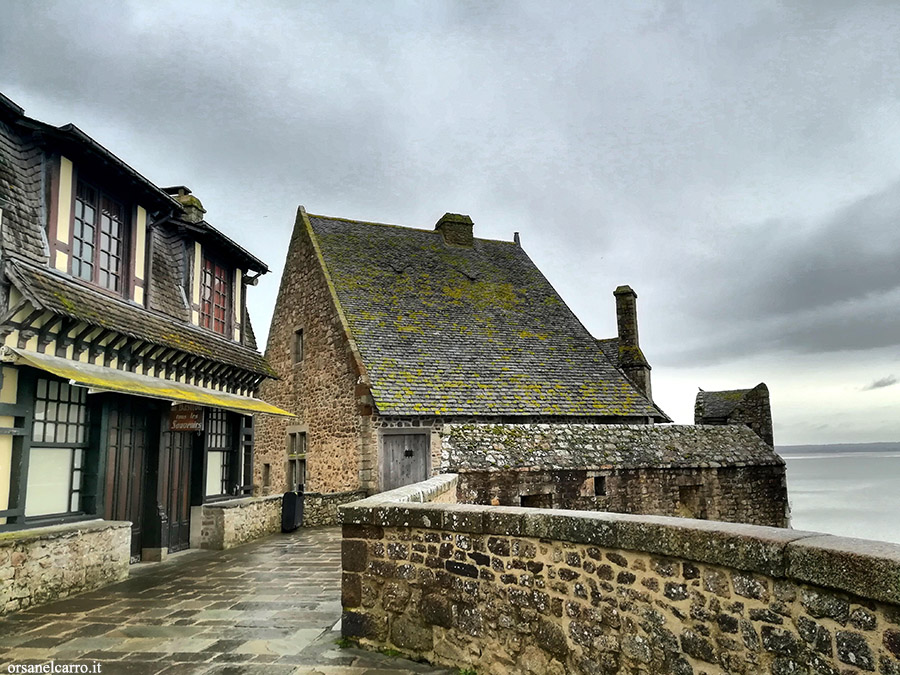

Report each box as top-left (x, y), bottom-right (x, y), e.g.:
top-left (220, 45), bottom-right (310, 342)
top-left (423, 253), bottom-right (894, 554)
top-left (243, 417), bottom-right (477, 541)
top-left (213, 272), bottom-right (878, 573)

top-left (339, 481), bottom-right (900, 674)
top-left (193, 494), bottom-right (282, 550)
top-left (0, 520), bottom-right (131, 615)
top-left (303, 490), bottom-right (368, 527)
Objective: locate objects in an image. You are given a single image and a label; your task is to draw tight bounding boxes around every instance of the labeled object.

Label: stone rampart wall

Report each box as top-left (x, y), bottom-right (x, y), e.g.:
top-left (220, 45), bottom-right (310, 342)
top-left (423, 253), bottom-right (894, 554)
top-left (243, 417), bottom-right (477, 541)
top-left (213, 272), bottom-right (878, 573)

top-left (194, 494), bottom-right (282, 550)
top-left (303, 490), bottom-right (369, 527)
top-left (0, 520), bottom-right (131, 615)
top-left (340, 481), bottom-right (900, 675)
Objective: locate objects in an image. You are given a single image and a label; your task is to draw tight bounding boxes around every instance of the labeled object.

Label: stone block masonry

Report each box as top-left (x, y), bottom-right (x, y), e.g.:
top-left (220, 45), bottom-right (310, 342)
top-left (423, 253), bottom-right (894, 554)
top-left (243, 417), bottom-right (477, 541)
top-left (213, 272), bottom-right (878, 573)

top-left (0, 520), bottom-right (130, 616)
top-left (340, 476), bottom-right (900, 674)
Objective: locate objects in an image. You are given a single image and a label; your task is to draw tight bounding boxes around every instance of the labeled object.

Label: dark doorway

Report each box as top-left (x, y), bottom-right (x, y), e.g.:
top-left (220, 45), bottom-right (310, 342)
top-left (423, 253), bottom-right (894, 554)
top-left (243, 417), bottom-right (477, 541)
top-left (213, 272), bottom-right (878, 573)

top-left (381, 432), bottom-right (428, 490)
top-left (103, 398), bottom-right (152, 563)
top-left (160, 429), bottom-right (193, 553)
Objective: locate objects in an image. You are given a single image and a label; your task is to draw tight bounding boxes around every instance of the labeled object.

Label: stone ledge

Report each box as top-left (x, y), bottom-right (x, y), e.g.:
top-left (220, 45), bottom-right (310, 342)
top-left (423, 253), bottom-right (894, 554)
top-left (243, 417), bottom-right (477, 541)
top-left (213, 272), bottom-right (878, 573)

top-left (338, 474), bottom-right (458, 522)
top-left (202, 494), bottom-right (283, 510)
top-left (786, 534), bottom-right (900, 606)
top-left (0, 519), bottom-right (132, 547)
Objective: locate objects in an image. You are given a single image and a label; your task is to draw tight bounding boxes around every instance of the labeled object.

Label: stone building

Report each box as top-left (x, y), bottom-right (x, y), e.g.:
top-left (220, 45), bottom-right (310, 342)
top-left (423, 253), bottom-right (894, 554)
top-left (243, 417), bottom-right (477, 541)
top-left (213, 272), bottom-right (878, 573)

top-left (0, 90), bottom-right (292, 594)
top-left (256, 207), bottom-right (787, 527)
top-left (695, 383), bottom-right (774, 447)
top-left (442, 423), bottom-right (788, 527)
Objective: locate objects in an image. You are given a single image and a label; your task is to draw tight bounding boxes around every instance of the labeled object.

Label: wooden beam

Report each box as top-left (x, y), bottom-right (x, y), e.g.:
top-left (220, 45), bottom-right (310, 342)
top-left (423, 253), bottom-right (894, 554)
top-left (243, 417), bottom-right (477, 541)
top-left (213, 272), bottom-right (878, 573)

top-left (88, 329), bottom-right (116, 357)
top-left (37, 314), bottom-right (65, 348)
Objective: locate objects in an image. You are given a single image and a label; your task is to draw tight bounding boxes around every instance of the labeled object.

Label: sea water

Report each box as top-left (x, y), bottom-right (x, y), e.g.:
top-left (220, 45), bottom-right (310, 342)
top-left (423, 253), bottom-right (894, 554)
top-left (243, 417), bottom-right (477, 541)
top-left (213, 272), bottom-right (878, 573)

top-left (780, 445), bottom-right (900, 545)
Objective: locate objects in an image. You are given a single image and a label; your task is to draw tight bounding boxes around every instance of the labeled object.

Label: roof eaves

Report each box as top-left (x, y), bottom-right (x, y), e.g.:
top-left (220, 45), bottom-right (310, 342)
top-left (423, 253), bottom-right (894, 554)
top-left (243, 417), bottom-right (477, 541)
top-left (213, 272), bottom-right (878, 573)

top-left (18, 119), bottom-right (181, 213)
top-left (173, 218), bottom-right (268, 274)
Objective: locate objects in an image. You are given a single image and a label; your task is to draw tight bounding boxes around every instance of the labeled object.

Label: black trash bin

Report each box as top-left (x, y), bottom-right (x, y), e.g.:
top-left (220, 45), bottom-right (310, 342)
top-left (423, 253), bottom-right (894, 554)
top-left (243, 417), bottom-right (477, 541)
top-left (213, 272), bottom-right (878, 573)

top-left (281, 489), bottom-right (305, 532)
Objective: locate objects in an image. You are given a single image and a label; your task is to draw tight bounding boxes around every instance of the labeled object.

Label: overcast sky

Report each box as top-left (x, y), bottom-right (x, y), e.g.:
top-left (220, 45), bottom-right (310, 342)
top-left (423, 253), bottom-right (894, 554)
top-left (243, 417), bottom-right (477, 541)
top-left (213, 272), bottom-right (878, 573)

top-left (3, 0), bottom-right (900, 445)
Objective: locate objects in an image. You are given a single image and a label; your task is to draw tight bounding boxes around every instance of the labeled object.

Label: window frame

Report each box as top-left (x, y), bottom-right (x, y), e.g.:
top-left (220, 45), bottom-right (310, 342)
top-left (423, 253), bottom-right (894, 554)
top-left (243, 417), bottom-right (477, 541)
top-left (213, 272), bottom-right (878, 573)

top-left (286, 430), bottom-right (307, 491)
top-left (70, 177), bottom-right (130, 296)
top-left (204, 409), bottom-right (237, 499)
top-left (199, 254), bottom-right (232, 336)
top-left (1, 370), bottom-right (99, 530)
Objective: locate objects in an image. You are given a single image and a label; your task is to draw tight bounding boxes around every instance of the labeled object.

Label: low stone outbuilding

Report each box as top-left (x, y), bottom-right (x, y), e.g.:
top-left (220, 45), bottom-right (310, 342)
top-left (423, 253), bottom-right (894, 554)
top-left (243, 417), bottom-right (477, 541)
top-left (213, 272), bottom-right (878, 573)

top-left (442, 423), bottom-right (789, 527)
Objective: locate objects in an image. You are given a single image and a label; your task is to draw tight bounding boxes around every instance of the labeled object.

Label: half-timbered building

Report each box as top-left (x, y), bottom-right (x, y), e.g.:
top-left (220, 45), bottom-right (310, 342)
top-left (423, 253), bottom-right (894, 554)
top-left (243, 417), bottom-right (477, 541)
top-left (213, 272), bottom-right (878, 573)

top-left (0, 92), bottom-right (290, 570)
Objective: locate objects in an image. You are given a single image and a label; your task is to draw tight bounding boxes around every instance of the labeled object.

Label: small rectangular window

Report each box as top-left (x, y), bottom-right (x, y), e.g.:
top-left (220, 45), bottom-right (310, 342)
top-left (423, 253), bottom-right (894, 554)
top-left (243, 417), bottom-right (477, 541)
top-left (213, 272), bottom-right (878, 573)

top-left (263, 463), bottom-right (271, 487)
top-left (594, 476), bottom-right (606, 496)
top-left (292, 328), bottom-right (304, 363)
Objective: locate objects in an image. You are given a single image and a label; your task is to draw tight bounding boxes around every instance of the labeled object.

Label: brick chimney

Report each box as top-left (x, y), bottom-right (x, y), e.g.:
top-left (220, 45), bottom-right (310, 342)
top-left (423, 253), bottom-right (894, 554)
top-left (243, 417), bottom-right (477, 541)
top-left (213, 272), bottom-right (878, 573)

top-left (435, 213), bottom-right (474, 247)
top-left (614, 285), bottom-right (652, 400)
top-left (164, 186), bottom-right (206, 224)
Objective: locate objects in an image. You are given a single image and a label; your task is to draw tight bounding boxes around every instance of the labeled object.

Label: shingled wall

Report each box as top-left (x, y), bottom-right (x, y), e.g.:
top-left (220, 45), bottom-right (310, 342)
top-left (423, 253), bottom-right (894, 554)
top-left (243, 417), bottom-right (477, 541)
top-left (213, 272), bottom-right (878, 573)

top-left (340, 478), bottom-right (900, 675)
top-left (441, 423), bottom-right (789, 528)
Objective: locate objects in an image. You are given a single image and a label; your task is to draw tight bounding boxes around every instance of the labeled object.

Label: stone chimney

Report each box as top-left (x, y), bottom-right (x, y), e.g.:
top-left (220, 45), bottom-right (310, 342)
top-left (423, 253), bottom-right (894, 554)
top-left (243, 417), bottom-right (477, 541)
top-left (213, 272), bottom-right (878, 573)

top-left (614, 285), bottom-right (652, 400)
top-left (435, 213), bottom-right (474, 247)
top-left (164, 186), bottom-right (206, 224)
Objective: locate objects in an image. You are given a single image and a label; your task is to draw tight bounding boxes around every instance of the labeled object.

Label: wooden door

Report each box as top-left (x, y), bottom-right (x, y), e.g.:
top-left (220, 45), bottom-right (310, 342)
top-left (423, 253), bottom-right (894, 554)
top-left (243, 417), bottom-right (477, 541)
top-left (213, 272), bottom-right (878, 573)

top-left (104, 400), bottom-right (150, 563)
top-left (382, 433), bottom-right (428, 490)
top-left (160, 430), bottom-right (192, 553)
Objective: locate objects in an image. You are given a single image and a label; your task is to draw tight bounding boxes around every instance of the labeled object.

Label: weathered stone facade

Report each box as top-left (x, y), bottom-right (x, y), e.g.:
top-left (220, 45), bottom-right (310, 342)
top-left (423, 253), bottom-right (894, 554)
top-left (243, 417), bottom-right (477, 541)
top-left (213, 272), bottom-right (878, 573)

top-left (340, 480), bottom-right (900, 675)
top-left (0, 520), bottom-right (131, 616)
top-left (257, 209), bottom-right (375, 495)
top-left (442, 423), bottom-right (789, 527)
top-left (191, 495), bottom-right (282, 550)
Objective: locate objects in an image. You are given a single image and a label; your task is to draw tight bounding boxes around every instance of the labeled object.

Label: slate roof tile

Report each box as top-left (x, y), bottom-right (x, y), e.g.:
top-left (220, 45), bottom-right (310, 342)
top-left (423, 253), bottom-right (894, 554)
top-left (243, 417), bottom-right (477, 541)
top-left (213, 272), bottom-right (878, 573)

top-left (7, 259), bottom-right (275, 377)
top-left (696, 389), bottom-right (751, 420)
top-left (309, 214), bottom-right (668, 419)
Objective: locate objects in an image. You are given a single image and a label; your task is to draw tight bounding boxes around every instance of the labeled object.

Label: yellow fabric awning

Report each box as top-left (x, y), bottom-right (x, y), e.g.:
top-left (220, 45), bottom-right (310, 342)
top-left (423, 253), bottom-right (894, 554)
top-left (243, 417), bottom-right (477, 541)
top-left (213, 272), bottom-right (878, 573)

top-left (4, 347), bottom-right (295, 418)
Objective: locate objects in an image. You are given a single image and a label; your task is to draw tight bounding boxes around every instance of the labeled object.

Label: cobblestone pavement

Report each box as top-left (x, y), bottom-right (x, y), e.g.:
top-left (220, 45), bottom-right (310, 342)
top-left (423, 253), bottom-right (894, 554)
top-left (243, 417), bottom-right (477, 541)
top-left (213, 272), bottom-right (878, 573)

top-left (0, 527), bottom-right (454, 675)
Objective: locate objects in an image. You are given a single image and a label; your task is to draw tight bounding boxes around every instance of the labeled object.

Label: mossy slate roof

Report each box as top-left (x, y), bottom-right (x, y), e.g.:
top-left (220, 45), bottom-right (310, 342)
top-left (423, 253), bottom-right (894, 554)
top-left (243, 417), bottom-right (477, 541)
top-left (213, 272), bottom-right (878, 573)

top-left (695, 388), bottom-right (753, 420)
top-left (309, 215), bottom-right (667, 419)
top-left (7, 259), bottom-right (275, 377)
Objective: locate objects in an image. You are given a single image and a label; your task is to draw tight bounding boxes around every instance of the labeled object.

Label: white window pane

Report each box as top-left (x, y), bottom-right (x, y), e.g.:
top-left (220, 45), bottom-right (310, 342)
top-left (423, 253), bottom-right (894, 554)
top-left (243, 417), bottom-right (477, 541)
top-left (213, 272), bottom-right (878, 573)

top-left (206, 451), bottom-right (224, 497)
top-left (33, 421), bottom-right (45, 442)
top-left (37, 379), bottom-right (47, 398)
top-left (70, 492), bottom-right (80, 512)
top-left (73, 448), bottom-right (83, 469)
top-left (48, 381), bottom-right (58, 399)
top-left (25, 448), bottom-right (72, 516)
top-left (71, 469), bottom-right (81, 490)
top-left (59, 382), bottom-right (69, 400)
top-left (35, 400), bottom-right (46, 421)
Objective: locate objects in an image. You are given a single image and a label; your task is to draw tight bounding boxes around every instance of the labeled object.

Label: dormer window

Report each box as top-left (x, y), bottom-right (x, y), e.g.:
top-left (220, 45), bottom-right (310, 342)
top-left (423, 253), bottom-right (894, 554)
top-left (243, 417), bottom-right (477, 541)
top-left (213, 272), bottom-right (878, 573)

top-left (200, 256), bottom-right (230, 334)
top-left (72, 180), bottom-right (125, 293)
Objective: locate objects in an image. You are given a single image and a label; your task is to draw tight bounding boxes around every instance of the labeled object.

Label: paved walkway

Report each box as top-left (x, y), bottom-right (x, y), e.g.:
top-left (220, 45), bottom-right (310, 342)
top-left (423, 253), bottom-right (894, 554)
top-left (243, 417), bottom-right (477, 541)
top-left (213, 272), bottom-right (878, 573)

top-left (0, 528), bottom-right (453, 675)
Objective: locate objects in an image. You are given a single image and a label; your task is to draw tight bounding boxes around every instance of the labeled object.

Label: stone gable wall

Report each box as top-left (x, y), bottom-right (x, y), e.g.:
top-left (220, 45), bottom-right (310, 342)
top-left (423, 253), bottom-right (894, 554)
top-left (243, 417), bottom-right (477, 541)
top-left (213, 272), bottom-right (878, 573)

top-left (0, 520), bottom-right (131, 616)
top-left (340, 481), bottom-right (900, 675)
top-left (257, 210), bottom-right (372, 495)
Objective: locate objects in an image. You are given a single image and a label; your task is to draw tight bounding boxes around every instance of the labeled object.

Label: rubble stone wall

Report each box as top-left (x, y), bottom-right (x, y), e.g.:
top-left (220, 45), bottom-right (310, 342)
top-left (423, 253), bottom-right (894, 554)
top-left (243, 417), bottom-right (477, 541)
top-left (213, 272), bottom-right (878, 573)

top-left (340, 481), bottom-right (900, 675)
top-left (303, 490), bottom-right (368, 527)
top-left (456, 465), bottom-right (788, 527)
top-left (196, 495), bottom-right (282, 550)
top-left (0, 520), bottom-right (131, 615)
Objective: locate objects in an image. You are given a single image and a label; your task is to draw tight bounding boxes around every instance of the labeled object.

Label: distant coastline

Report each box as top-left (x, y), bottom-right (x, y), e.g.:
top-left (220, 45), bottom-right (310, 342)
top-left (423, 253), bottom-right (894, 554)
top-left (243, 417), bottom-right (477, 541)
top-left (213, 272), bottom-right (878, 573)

top-left (778, 441), bottom-right (900, 455)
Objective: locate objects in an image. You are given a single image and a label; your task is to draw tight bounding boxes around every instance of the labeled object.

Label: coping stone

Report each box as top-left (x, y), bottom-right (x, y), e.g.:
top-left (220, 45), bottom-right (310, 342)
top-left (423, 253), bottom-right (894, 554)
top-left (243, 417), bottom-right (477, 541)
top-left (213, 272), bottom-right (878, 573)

top-left (0, 519), bottom-right (132, 548)
top-left (786, 535), bottom-right (900, 606)
top-left (611, 515), bottom-right (816, 577)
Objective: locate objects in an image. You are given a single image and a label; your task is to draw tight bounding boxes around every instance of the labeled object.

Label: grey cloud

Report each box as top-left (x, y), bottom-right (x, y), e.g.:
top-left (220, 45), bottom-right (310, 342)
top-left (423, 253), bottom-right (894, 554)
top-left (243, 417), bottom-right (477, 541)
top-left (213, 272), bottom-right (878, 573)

top-left (863, 376), bottom-right (898, 391)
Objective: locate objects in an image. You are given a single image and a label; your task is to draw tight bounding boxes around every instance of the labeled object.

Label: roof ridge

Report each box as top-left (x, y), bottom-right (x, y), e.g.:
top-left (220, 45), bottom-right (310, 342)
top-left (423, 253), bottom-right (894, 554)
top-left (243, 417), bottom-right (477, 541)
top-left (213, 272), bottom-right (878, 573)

top-left (307, 212), bottom-right (520, 246)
